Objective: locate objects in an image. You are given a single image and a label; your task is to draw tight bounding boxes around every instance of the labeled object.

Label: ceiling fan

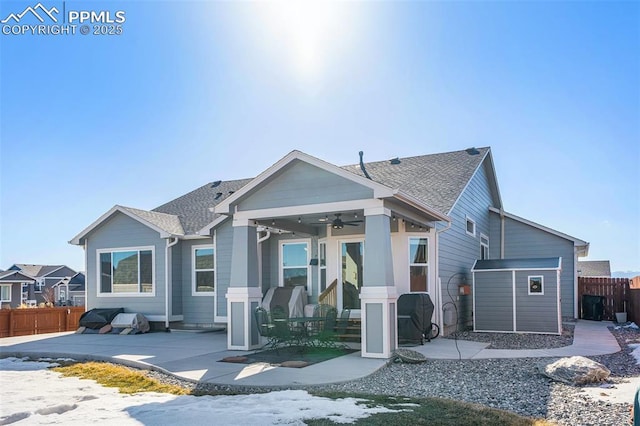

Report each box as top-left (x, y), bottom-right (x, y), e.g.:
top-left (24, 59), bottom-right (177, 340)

top-left (315, 213), bottom-right (362, 229)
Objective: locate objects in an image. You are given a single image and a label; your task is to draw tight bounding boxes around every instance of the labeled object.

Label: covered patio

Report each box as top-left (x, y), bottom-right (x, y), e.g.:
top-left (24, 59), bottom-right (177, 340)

top-left (203, 151), bottom-right (448, 358)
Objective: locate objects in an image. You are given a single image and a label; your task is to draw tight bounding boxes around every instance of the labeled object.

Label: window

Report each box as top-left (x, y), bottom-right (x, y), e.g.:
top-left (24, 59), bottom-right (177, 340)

top-left (480, 234), bottom-right (489, 260)
top-left (21, 284), bottom-right (29, 303)
top-left (409, 237), bottom-right (429, 292)
top-left (193, 245), bottom-right (215, 295)
top-left (98, 247), bottom-right (154, 295)
top-left (281, 241), bottom-right (309, 290)
top-left (35, 280), bottom-right (44, 293)
top-left (466, 216), bottom-right (476, 237)
top-left (0, 285), bottom-right (10, 302)
top-left (528, 276), bottom-right (544, 295)
top-left (318, 241), bottom-right (327, 293)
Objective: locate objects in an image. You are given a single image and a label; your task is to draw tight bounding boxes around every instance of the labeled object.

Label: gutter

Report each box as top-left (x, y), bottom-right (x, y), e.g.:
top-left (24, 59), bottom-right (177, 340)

top-left (165, 236), bottom-right (179, 331)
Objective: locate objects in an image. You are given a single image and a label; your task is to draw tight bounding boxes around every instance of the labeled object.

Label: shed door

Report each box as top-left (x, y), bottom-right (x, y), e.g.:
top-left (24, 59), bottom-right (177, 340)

top-left (474, 271), bottom-right (513, 332)
top-left (514, 271), bottom-right (560, 334)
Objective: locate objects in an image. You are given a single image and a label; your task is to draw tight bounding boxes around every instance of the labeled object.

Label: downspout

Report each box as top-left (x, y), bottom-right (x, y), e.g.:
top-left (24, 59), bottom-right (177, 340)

top-left (500, 208), bottom-right (505, 259)
top-left (165, 236), bottom-right (179, 331)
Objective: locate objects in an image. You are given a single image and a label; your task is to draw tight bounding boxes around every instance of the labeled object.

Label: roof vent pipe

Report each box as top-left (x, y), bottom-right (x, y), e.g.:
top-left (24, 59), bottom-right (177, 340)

top-left (359, 151), bottom-right (372, 180)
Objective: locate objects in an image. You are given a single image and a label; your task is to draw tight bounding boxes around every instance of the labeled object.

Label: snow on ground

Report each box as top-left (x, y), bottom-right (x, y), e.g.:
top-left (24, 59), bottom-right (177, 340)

top-left (0, 357), bottom-right (398, 425)
top-left (630, 343), bottom-right (640, 365)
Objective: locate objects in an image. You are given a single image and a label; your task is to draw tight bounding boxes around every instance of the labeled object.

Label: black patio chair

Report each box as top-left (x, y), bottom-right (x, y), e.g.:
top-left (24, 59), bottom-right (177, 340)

top-left (254, 307), bottom-right (279, 349)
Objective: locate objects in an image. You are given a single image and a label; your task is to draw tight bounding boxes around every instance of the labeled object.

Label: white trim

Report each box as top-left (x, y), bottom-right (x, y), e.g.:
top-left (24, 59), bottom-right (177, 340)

top-left (527, 275), bottom-right (545, 296)
top-left (70, 205), bottom-right (180, 245)
top-left (337, 238), bottom-right (365, 313)
top-left (96, 246), bottom-right (156, 297)
top-left (488, 207), bottom-right (589, 255)
top-left (408, 236), bottom-right (429, 293)
top-left (472, 266), bottom-right (560, 273)
top-left (214, 150), bottom-right (396, 215)
top-left (480, 233), bottom-right (489, 260)
top-left (465, 216), bottom-right (476, 237)
top-left (318, 239), bottom-right (327, 294)
top-left (146, 314), bottom-right (184, 322)
top-left (198, 215), bottom-right (230, 235)
top-left (233, 199), bottom-right (384, 221)
top-left (0, 284), bottom-right (11, 303)
top-left (192, 243), bottom-right (216, 296)
top-left (279, 239), bottom-right (311, 295)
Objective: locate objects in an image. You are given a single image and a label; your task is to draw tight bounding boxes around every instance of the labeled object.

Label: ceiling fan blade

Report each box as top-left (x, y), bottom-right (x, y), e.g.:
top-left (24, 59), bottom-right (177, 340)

top-left (343, 222), bottom-right (361, 226)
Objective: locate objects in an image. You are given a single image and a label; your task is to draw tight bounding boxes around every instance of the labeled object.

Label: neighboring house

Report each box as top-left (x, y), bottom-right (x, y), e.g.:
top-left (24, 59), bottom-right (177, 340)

top-left (7, 264), bottom-right (78, 305)
top-left (51, 272), bottom-right (86, 306)
top-left (631, 276), bottom-right (640, 289)
top-left (0, 270), bottom-right (36, 308)
top-left (70, 147), bottom-right (589, 359)
top-left (577, 260), bottom-right (612, 278)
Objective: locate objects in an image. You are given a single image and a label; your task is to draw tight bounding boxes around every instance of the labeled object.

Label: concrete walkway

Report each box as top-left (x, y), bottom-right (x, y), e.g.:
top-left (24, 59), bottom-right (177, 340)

top-left (0, 320), bottom-right (620, 387)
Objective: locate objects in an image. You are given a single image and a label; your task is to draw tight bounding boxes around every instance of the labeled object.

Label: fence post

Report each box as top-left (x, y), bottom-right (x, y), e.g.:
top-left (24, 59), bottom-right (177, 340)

top-left (9, 309), bottom-right (14, 337)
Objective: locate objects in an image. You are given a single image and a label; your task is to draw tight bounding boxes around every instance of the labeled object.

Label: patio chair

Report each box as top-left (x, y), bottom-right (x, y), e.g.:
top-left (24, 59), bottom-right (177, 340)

top-left (254, 307), bottom-right (284, 349)
top-left (311, 304), bottom-right (338, 347)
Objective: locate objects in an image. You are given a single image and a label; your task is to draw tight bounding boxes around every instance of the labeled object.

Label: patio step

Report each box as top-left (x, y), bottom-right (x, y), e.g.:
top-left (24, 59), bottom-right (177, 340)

top-left (335, 318), bottom-right (361, 342)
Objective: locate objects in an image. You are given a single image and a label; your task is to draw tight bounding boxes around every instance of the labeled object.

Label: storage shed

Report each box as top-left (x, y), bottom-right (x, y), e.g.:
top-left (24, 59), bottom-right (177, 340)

top-left (471, 258), bottom-right (562, 335)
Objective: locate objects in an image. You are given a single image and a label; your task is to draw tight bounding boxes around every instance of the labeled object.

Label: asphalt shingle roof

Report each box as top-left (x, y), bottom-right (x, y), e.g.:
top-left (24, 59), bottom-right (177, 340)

top-left (11, 264), bottom-right (64, 278)
top-left (119, 206), bottom-right (185, 236)
top-left (577, 261), bottom-right (611, 277)
top-left (341, 147), bottom-right (491, 215)
top-left (153, 178), bottom-right (253, 235)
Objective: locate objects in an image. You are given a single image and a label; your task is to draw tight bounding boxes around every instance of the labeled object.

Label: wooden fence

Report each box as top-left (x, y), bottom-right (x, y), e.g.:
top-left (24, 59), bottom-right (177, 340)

top-left (0, 307), bottom-right (85, 338)
top-left (577, 277), bottom-right (633, 322)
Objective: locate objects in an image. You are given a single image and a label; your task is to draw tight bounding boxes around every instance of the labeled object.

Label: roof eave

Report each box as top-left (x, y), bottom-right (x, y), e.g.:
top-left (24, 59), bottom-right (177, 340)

top-left (214, 150), bottom-right (395, 215)
top-left (69, 205), bottom-right (183, 245)
top-left (392, 190), bottom-right (450, 223)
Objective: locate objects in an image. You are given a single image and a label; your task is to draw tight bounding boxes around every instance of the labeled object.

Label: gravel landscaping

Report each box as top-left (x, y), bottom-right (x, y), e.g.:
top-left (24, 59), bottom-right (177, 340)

top-left (449, 323), bottom-right (575, 349)
top-left (144, 322), bottom-right (640, 426)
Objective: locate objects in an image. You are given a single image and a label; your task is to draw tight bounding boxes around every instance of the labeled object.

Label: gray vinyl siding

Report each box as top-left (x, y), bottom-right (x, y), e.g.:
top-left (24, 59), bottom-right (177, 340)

top-left (237, 160), bottom-right (374, 211)
top-left (171, 242), bottom-right (182, 316)
top-left (438, 159), bottom-right (497, 332)
top-left (180, 238), bottom-right (215, 325)
top-left (489, 211), bottom-right (576, 317)
top-left (216, 221), bottom-right (234, 319)
top-left (85, 212), bottom-right (167, 316)
top-left (474, 271), bottom-right (513, 331)
top-left (515, 270), bottom-right (558, 333)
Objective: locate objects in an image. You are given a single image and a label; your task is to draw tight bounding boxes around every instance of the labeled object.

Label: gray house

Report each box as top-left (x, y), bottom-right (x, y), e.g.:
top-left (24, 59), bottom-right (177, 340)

top-left (7, 264), bottom-right (78, 305)
top-left (70, 147), bottom-right (588, 358)
top-left (0, 270), bottom-right (36, 308)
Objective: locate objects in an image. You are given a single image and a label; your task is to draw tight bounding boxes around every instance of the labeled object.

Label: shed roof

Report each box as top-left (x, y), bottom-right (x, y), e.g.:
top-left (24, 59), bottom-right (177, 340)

top-left (472, 257), bottom-right (561, 271)
top-left (577, 260), bottom-right (611, 277)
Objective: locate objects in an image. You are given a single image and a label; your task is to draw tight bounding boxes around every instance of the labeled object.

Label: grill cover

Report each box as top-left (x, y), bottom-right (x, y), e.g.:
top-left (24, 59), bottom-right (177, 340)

top-left (397, 293), bottom-right (435, 344)
top-left (79, 308), bottom-right (124, 329)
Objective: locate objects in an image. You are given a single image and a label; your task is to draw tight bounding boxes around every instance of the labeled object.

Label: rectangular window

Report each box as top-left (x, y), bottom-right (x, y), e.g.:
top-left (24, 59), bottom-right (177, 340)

top-left (21, 283), bottom-right (28, 303)
top-left (34, 280), bottom-right (44, 293)
top-left (281, 241), bottom-right (309, 290)
top-left (97, 247), bottom-right (154, 295)
top-left (318, 241), bottom-right (327, 293)
top-left (0, 285), bottom-right (11, 302)
top-left (466, 216), bottom-right (476, 237)
top-left (193, 245), bottom-right (215, 295)
top-left (528, 276), bottom-right (544, 295)
top-left (480, 234), bottom-right (489, 260)
top-left (409, 237), bottom-right (428, 292)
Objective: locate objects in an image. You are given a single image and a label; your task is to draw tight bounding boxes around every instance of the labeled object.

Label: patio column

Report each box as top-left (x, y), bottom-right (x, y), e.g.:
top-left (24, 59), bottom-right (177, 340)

top-left (360, 207), bottom-right (397, 359)
top-left (227, 219), bottom-right (262, 351)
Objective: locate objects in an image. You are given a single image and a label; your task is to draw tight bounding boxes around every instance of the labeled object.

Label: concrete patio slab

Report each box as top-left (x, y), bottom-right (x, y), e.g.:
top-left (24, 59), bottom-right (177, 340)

top-left (0, 320), bottom-right (621, 387)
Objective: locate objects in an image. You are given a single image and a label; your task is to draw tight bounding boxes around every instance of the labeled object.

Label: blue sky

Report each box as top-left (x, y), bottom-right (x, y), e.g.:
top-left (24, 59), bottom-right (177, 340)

top-left (1, 1), bottom-right (639, 273)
